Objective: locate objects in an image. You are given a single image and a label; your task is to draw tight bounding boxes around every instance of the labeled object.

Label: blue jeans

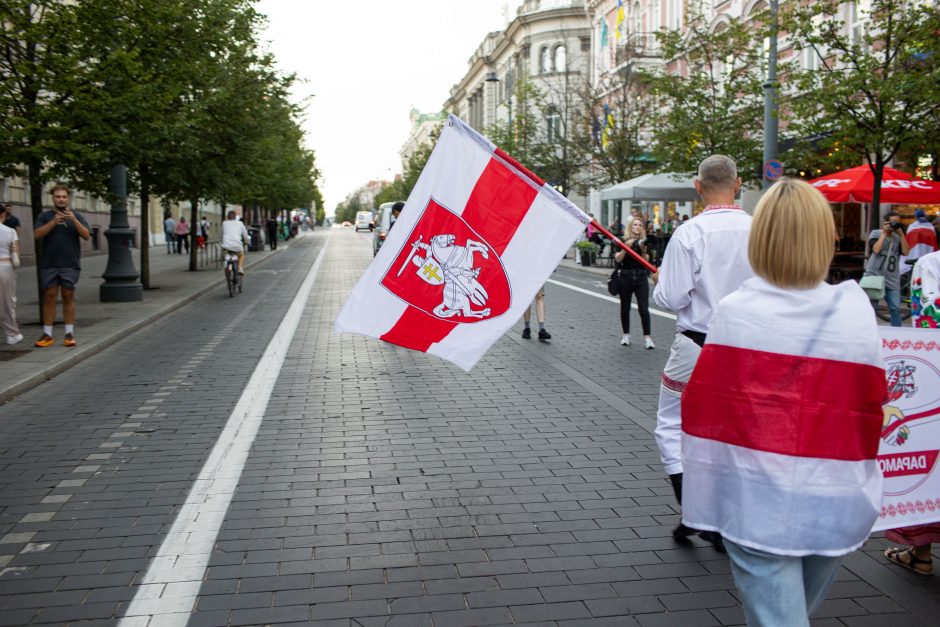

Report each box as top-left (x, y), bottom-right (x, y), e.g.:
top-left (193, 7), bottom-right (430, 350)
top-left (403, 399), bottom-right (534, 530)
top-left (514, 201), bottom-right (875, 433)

top-left (871, 287), bottom-right (901, 327)
top-left (165, 232), bottom-right (175, 253)
top-left (725, 539), bottom-right (843, 627)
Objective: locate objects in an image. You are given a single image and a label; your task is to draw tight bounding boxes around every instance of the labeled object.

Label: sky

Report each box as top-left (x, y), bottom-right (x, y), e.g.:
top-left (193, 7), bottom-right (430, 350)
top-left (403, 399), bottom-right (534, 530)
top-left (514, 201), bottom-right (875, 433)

top-left (256, 0), bottom-right (524, 216)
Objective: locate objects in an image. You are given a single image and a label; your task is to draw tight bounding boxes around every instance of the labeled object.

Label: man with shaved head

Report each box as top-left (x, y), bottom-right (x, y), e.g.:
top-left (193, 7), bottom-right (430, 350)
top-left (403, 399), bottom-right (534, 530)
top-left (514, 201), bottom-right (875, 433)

top-left (652, 155), bottom-right (755, 550)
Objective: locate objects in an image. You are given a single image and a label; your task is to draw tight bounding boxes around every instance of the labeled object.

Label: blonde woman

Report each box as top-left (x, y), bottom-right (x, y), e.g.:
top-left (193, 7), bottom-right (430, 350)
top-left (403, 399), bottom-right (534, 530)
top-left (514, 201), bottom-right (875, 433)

top-left (614, 217), bottom-right (654, 348)
top-left (681, 179), bottom-right (885, 626)
top-left (0, 205), bottom-right (22, 344)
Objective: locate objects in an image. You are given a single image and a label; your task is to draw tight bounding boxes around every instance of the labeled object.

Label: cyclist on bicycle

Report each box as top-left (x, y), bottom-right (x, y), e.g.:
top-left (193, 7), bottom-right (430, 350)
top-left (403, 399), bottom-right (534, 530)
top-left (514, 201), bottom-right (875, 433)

top-left (221, 211), bottom-right (250, 274)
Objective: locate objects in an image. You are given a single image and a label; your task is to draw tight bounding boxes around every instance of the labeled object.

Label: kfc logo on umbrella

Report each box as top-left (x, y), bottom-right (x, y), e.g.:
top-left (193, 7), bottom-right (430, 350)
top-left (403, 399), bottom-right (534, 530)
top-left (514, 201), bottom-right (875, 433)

top-left (381, 198), bottom-right (511, 323)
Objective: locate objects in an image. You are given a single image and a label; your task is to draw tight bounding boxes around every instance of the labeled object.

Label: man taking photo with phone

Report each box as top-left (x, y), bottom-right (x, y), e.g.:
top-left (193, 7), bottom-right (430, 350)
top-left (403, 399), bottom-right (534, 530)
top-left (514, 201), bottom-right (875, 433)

top-left (33, 184), bottom-right (91, 347)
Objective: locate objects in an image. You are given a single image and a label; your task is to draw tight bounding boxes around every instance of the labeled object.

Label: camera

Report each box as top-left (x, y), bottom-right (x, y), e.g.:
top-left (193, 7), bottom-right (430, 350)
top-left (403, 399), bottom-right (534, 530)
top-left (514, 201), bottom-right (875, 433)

top-left (890, 221), bottom-right (903, 231)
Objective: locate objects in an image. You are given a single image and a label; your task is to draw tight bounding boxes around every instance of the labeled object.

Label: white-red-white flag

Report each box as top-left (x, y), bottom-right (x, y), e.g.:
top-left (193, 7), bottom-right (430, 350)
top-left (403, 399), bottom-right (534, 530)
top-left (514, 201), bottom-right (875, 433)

top-left (334, 115), bottom-right (589, 371)
top-left (680, 278), bottom-right (887, 556)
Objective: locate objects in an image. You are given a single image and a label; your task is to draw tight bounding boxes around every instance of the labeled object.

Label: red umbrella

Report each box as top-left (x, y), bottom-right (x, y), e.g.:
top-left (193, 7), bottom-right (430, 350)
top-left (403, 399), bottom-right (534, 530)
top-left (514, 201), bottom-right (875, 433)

top-left (808, 165), bottom-right (940, 204)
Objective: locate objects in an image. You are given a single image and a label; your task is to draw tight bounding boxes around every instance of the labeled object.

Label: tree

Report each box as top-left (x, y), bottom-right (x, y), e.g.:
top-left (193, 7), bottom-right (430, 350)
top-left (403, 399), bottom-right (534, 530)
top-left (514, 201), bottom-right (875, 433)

top-left (643, 6), bottom-right (766, 180)
top-left (373, 140), bottom-right (436, 209)
top-left (0, 1), bottom-right (99, 316)
top-left (569, 66), bottom-right (658, 196)
top-left (784, 0), bottom-right (940, 229)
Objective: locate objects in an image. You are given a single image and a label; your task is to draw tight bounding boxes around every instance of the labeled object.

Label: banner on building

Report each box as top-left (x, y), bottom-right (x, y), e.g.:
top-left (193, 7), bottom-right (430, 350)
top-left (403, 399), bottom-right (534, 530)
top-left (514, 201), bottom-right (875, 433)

top-left (873, 327), bottom-right (940, 531)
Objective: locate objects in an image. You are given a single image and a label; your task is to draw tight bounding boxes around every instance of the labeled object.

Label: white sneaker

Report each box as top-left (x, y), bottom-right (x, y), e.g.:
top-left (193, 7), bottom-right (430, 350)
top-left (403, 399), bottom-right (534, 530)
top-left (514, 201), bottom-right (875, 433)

top-left (620, 334), bottom-right (630, 346)
top-left (6, 333), bottom-right (23, 345)
top-left (644, 337), bottom-right (655, 350)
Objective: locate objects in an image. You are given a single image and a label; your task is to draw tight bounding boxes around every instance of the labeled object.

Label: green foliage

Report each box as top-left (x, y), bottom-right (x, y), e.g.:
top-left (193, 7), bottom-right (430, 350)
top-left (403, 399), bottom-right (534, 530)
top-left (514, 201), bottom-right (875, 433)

top-left (569, 68), bottom-right (657, 195)
top-left (783, 0), bottom-right (940, 221)
top-left (643, 7), bottom-right (766, 180)
top-left (0, 0), bottom-right (322, 219)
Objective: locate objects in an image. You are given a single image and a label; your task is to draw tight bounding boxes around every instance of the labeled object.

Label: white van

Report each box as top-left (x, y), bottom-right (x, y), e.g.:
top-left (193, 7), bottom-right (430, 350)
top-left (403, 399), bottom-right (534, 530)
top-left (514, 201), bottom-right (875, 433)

top-left (355, 211), bottom-right (373, 232)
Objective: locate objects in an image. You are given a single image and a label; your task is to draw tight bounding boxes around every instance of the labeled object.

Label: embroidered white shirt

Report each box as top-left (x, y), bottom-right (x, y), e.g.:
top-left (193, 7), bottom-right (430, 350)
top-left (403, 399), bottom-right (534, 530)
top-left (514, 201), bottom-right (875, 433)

top-left (653, 206), bottom-right (755, 333)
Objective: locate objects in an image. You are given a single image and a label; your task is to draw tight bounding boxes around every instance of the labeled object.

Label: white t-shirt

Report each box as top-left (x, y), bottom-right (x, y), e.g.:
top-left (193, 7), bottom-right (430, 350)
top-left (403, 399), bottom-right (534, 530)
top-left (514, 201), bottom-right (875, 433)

top-left (0, 223), bottom-right (18, 261)
top-left (221, 220), bottom-right (249, 251)
top-left (653, 206), bottom-right (754, 333)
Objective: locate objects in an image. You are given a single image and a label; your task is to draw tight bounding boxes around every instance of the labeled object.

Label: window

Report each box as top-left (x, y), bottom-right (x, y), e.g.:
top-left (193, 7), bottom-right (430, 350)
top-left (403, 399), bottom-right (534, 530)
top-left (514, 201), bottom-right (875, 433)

top-left (649, 0), bottom-right (661, 32)
top-left (849, 1), bottom-right (866, 46)
top-left (540, 46), bottom-right (551, 73)
top-left (801, 45), bottom-right (820, 72)
top-left (554, 45), bottom-right (567, 72)
top-left (546, 110), bottom-right (562, 143)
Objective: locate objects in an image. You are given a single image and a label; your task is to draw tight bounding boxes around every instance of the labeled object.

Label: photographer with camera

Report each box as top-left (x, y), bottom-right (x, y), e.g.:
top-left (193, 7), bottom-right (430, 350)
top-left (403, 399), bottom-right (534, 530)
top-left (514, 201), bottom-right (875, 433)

top-left (865, 211), bottom-right (910, 327)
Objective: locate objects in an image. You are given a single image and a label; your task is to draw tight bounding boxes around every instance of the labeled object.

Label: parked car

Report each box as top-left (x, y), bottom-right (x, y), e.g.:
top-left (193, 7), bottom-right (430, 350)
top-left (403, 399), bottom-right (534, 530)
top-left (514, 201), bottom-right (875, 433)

top-left (355, 210), bottom-right (373, 232)
top-left (373, 201), bottom-right (403, 256)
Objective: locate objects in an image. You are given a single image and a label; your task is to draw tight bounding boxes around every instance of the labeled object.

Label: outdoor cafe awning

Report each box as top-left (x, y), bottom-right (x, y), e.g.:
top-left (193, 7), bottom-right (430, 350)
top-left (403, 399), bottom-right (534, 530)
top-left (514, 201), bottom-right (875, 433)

top-left (600, 172), bottom-right (699, 202)
top-left (808, 165), bottom-right (940, 204)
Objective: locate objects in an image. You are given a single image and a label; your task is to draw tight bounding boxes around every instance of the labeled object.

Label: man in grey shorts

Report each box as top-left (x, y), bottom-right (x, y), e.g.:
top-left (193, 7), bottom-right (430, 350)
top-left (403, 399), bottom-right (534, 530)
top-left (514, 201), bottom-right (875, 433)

top-left (33, 184), bottom-right (91, 347)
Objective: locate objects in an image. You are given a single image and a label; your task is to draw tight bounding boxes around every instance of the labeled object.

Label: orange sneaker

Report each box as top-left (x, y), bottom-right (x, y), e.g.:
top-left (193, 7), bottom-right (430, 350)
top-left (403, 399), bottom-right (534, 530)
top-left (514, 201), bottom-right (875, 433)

top-left (63, 333), bottom-right (76, 347)
top-left (35, 334), bottom-right (54, 348)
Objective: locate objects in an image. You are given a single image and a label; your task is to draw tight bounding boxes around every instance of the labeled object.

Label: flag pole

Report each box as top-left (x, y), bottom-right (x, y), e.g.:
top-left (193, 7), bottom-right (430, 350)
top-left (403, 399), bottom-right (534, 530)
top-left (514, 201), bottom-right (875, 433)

top-left (590, 219), bottom-right (659, 274)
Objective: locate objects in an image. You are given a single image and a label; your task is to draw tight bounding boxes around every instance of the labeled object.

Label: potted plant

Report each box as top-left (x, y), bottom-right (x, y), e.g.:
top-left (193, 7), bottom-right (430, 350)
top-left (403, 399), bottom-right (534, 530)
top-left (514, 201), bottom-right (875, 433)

top-left (574, 240), bottom-right (600, 266)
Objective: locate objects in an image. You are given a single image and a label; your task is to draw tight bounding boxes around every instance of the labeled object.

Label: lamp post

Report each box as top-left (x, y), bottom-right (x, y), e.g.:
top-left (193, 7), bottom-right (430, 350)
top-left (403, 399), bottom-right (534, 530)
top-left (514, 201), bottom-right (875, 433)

top-left (762, 0), bottom-right (780, 190)
top-left (485, 71), bottom-right (512, 135)
top-left (99, 164), bottom-right (142, 302)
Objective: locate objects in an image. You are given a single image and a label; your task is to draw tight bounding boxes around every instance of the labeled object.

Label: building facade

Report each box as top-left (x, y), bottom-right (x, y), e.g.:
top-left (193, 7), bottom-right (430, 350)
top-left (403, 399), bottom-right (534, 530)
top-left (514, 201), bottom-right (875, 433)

top-left (400, 109), bottom-right (447, 169)
top-left (443, 0), bottom-right (592, 208)
top-left (0, 175), bottom-right (228, 264)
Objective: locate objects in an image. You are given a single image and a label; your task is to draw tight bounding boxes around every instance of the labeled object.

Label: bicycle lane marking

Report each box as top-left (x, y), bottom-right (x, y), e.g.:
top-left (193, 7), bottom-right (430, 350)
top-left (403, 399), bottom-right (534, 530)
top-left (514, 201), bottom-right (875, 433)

top-left (545, 278), bottom-right (677, 320)
top-left (117, 238), bottom-right (330, 627)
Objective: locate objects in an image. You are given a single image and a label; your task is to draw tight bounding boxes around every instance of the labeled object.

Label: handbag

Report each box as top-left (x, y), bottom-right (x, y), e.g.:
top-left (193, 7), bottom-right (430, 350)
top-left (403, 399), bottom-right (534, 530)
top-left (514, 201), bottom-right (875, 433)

top-left (607, 267), bottom-right (620, 296)
top-left (859, 273), bottom-right (885, 301)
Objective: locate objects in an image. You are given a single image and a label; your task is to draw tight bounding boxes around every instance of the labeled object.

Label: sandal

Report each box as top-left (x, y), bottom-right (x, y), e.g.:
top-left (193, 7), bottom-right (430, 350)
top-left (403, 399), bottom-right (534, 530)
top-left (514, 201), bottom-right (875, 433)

top-left (884, 547), bottom-right (933, 575)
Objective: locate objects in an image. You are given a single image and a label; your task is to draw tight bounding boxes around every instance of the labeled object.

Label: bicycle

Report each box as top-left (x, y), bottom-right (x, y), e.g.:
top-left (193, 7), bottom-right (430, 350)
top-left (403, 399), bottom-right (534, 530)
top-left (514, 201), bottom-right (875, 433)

top-left (223, 251), bottom-right (242, 297)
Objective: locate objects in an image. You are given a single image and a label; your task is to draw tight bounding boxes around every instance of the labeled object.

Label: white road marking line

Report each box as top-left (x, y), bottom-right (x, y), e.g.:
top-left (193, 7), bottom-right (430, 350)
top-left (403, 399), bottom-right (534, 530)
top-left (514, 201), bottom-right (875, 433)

top-left (546, 278), bottom-right (677, 320)
top-left (118, 242), bottom-right (329, 627)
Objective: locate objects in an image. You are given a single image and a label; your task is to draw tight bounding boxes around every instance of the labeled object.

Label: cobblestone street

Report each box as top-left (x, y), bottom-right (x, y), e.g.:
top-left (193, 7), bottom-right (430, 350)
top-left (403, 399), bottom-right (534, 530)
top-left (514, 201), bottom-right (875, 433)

top-left (0, 228), bottom-right (937, 626)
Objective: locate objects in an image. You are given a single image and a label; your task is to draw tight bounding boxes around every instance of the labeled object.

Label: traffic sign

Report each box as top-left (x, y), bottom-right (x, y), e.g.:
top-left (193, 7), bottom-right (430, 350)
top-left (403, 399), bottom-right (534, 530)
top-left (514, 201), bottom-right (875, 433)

top-left (764, 160), bottom-right (784, 181)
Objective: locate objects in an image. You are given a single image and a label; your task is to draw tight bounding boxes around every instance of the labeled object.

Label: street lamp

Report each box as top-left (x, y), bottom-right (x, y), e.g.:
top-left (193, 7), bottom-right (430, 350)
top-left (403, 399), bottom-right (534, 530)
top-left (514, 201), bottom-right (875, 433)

top-left (485, 71), bottom-right (512, 133)
top-left (100, 164), bottom-right (142, 302)
top-left (762, 0), bottom-right (780, 190)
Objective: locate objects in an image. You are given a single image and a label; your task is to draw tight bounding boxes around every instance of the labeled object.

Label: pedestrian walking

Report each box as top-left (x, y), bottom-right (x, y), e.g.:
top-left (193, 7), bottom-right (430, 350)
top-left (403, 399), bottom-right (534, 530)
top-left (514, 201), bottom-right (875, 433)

top-left (652, 155), bottom-right (753, 549)
top-left (521, 287), bottom-right (550, 340)
top-left (864, 211), bottom-right (909, 327)
top-left (266, 215), bottom-right (278, 250)
top-left (615, 217), bottom-right (654, 349)
top-left (0, 205), bottom-right (21, 345)
top-left (175, 216), bottom-right (190, 254)
top-left (164, 213), bottom-right (175, 254)
top-left (33, 184), bottom-right (91, 347)
top-left (198, 215), bottom-right (210, 249)
top-left (681, 178), bottom-right (885, 626)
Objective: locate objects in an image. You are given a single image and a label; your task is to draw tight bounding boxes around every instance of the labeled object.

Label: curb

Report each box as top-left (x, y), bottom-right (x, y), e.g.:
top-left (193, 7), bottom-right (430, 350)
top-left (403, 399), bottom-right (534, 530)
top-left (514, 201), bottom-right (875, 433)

top-left (0, 243), bottom-right (292, 405)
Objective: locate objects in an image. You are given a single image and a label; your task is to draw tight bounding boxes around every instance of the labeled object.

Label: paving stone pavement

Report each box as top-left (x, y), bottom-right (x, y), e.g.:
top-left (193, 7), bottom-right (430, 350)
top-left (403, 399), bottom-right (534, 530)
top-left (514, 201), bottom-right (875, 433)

top-left (0, 228), bottom-right (937, 626)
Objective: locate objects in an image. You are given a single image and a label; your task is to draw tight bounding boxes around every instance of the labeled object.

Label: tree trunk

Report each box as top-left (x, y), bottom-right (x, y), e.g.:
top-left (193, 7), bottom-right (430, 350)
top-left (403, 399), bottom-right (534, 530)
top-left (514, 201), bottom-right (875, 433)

top-left (139, 167), bottom-right (152, 289)
top-left (870, 155), bottom-right (885, 233)
top-left (189, 197), bottom-right (199, 271)
top-left (28, 158), bottom-right (45, 323)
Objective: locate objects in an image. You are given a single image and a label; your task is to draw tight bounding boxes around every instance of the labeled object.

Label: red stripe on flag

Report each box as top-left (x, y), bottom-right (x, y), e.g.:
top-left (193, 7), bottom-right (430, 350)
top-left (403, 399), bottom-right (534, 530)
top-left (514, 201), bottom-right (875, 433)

top-left (381, 157), bottom-right (538, 351)
top-left (494, 148), bottom-right (545, 187)
top-left (380, 306), bottom-right (457, 351)
top-left (682, 344), bottom-right (886, 461)
top-left (462, 158), bottom-right (539, 255)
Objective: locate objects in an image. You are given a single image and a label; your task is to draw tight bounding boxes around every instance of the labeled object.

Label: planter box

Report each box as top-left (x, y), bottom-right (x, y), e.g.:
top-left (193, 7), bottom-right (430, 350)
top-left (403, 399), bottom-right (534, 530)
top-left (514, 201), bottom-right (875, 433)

top-left (579, 250), bottom-right (594, 266)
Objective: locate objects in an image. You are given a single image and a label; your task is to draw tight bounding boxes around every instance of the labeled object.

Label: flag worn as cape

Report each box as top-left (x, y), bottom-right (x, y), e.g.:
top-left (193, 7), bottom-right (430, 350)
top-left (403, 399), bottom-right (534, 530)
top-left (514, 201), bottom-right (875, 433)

top-left (681, 277), bottom-right (886, 556)
top-left (334, 115), bottom-right (589, 371)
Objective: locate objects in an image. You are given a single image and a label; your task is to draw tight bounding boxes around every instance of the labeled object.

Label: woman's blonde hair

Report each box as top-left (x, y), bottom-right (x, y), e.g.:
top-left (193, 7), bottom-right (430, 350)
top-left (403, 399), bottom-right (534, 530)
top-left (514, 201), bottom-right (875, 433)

top-left (749, 178), bottom-right (835, 289)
